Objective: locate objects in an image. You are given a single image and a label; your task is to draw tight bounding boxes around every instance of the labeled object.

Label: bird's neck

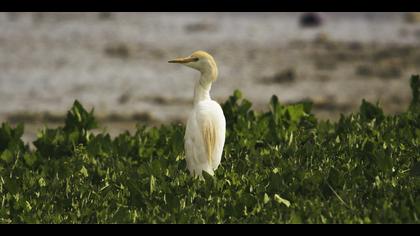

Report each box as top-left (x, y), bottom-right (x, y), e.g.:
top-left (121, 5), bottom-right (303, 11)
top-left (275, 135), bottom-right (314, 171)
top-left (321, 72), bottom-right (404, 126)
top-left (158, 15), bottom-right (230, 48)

top-left (193, 71), bottom-right (215, 105)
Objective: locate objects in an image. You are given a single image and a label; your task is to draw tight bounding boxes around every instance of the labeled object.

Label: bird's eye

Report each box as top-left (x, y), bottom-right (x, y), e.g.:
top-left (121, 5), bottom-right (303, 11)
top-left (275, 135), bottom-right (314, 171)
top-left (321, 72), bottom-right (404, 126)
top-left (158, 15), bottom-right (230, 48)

top-left (192, 57), bottom-right (199, 62)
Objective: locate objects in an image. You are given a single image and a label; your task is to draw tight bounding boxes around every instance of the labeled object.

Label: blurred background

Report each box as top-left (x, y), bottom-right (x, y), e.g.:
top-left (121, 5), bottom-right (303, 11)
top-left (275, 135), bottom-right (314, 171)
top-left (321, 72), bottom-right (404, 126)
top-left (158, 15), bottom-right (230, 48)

top-left (1, 12), bottom-right (420, 142)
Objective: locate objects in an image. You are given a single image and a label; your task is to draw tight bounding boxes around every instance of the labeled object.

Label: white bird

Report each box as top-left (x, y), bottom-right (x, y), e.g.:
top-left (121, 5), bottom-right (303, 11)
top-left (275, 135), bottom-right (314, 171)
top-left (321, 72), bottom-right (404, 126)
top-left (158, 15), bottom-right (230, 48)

top-left (169, 50), bottom-right (226, 177)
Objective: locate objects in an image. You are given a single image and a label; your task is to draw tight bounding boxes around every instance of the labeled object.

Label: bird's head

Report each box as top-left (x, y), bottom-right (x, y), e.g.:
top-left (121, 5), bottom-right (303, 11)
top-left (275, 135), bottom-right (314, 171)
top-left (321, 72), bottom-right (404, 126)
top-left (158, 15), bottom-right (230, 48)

top-left (169, 50), bottom-right (218, 80)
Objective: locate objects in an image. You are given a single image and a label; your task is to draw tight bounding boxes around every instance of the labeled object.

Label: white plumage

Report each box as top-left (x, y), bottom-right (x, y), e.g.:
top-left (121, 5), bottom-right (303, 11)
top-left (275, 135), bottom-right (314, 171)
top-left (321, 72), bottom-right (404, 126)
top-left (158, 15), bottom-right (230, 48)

top-left (169, 50), bottom-right (226, 177)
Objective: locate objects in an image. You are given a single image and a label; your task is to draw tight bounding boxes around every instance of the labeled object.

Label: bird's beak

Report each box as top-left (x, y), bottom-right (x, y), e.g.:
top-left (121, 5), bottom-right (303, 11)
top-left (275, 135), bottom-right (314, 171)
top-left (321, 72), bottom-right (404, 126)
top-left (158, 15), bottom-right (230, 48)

top-left (168, 56), bottom-right (199, 64)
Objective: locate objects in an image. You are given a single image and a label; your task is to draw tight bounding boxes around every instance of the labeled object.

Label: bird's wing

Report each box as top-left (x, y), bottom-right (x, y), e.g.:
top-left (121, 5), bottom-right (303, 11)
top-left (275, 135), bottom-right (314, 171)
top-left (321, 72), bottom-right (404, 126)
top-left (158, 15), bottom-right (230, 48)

top-left (201, 116), bottom-right (217, 166)
top-left (196, 101), bottom-right (225, 168)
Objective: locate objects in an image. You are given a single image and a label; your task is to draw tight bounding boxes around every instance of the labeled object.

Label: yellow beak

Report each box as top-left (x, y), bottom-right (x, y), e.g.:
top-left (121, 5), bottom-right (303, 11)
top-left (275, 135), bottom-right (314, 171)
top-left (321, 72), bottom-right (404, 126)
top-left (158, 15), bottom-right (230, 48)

top-left (168, 56), bottom-right (199, 64)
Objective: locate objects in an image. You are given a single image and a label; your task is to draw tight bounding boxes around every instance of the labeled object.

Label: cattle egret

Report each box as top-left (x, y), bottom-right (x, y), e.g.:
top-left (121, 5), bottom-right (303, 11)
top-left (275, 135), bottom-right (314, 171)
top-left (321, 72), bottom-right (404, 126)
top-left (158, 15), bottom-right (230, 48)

top-left (169, 50), bottom-right (226, 177)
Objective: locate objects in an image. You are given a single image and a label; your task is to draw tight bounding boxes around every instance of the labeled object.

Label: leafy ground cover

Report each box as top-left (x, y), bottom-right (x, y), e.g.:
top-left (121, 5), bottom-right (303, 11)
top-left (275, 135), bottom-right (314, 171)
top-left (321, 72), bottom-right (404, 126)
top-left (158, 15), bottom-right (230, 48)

top-left (0, 76), bottom-right (419, 223)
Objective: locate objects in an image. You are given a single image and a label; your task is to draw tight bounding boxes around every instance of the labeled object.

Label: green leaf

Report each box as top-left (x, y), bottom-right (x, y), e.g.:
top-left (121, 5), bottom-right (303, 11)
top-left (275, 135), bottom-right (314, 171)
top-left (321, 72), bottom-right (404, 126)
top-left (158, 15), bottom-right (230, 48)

top-left (286, 104), bottom-right (306, 123)
top-left (69, 130), bottom-right (80, 144)
top-left (25, 201), bottom-right (32, 211)
top-left (23, 153), bottom-right (37, 166)
top-left (150, 175), bottom-right (156, 194)
top-left (270, 95), bottom-right (280, 113)
top-left (274, 194), bottom-right (290, 207)
top-left (233, 90), bottom-right (242, 99)
top-left (263, 193), bottom-right (270, 204)
top-left (80, 166), bottom-right (89, 177)
top-left (38, 177), bottom-right (47, 187)
top-left (360, 99), bottom-right (384, 122)
top-left (64, 100), bottom-right (98, 132)
top-left (290, 211), bottom-right (302, 224)
top-left (0, 76), bottom-right (417, 223)
top-left (1, 150), bottom-right (13, 163)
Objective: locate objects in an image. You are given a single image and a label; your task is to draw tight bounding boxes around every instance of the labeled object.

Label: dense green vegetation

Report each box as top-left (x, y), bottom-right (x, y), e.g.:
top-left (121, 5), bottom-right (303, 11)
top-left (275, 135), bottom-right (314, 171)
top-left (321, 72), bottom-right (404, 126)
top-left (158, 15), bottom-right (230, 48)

top-left (0, 76), bottom-right (419, 223)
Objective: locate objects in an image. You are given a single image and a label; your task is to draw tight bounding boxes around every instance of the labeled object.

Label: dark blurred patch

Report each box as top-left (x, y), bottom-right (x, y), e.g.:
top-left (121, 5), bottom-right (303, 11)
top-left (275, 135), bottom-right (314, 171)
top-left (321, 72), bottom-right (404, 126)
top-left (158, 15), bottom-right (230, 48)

top-left (299, 13), bottom-right (323, 28)
top-left (314, 58), bottom-right (337, 70)
top-left (184, 22), bottom-right (217, 33)
top-left (309, 40), bottom-right (420, 81)
top-left (145, 96), bottom-right (191, 106)
top-left (393, 95), bottom-right (404, 104)
top-left (347, 42), bottom-right (364, 51)
top-left (118, 93), bottom-right (131, 104)
top-left (409, 162), bottom-right (420, 177)
top-left (289, 40), bottom-right (308, 49)
top-left (315, 74), bottom-right (331, 82)
top-left (32, 13), bottom-right (45, 23)
top-left (43, 112), bottom-right (66, 123)
top-left (247, 49), bottom-right (257, 60)
top-left (7, 112), bottom-right (65, 124)
top-left (152, 96), bottom-right (168, 105)
top-left (31, 13), bottom-right (81, 23)
top-left (260, 68), bottom-right (296, 84)
top-left (98, 12), bottom-right (113, 20)
top-left (404, 12), bottom-right (420, 23)
top-left (131, 113), bottom-right (152, 122)
top-left (312, 38), bottom-right (367, 64)
top-left (377, 60), bottom-right (403, 79)
top-left (332, 51), bottom-right (364, 62)
top-left (104, 43), bottom-right (131, 59)
top-left (7, 12), bottom-right (20, 21)
top-left (356, 60), bottom-right (402, 79)
top-left (373, 46), bottom-right (412, 62)
top-left (107, 113), bottom-right (129, 122)
top-left (310, 96), bottom-right (352, 112)
top-left (149, 49), bottom-right (165, 59)
top-left (7, 111), bottom-right (154, 124)
top-left (356, 65), bottom-right (373, 77)
top-left (313, 103), bottom-right (352, 112)
top-left (369, 45), bottom-right (420, 68)
top-left (94, 112), bottom-right (152, 123)
top-left (55, 58), bottom-right (68, 69)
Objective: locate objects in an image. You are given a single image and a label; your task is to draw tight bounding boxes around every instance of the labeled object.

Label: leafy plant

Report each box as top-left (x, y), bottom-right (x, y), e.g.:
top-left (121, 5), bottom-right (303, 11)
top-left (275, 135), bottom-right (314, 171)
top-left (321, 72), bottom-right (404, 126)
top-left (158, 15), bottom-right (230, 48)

top-left (0, 76), bottom-right (419, 223)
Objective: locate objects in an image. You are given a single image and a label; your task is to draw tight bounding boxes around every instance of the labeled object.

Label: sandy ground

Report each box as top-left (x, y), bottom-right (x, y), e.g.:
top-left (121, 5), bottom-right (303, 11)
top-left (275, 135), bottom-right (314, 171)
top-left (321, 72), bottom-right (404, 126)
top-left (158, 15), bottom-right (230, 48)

top-left (0, 12), bottom-right (420, 143)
